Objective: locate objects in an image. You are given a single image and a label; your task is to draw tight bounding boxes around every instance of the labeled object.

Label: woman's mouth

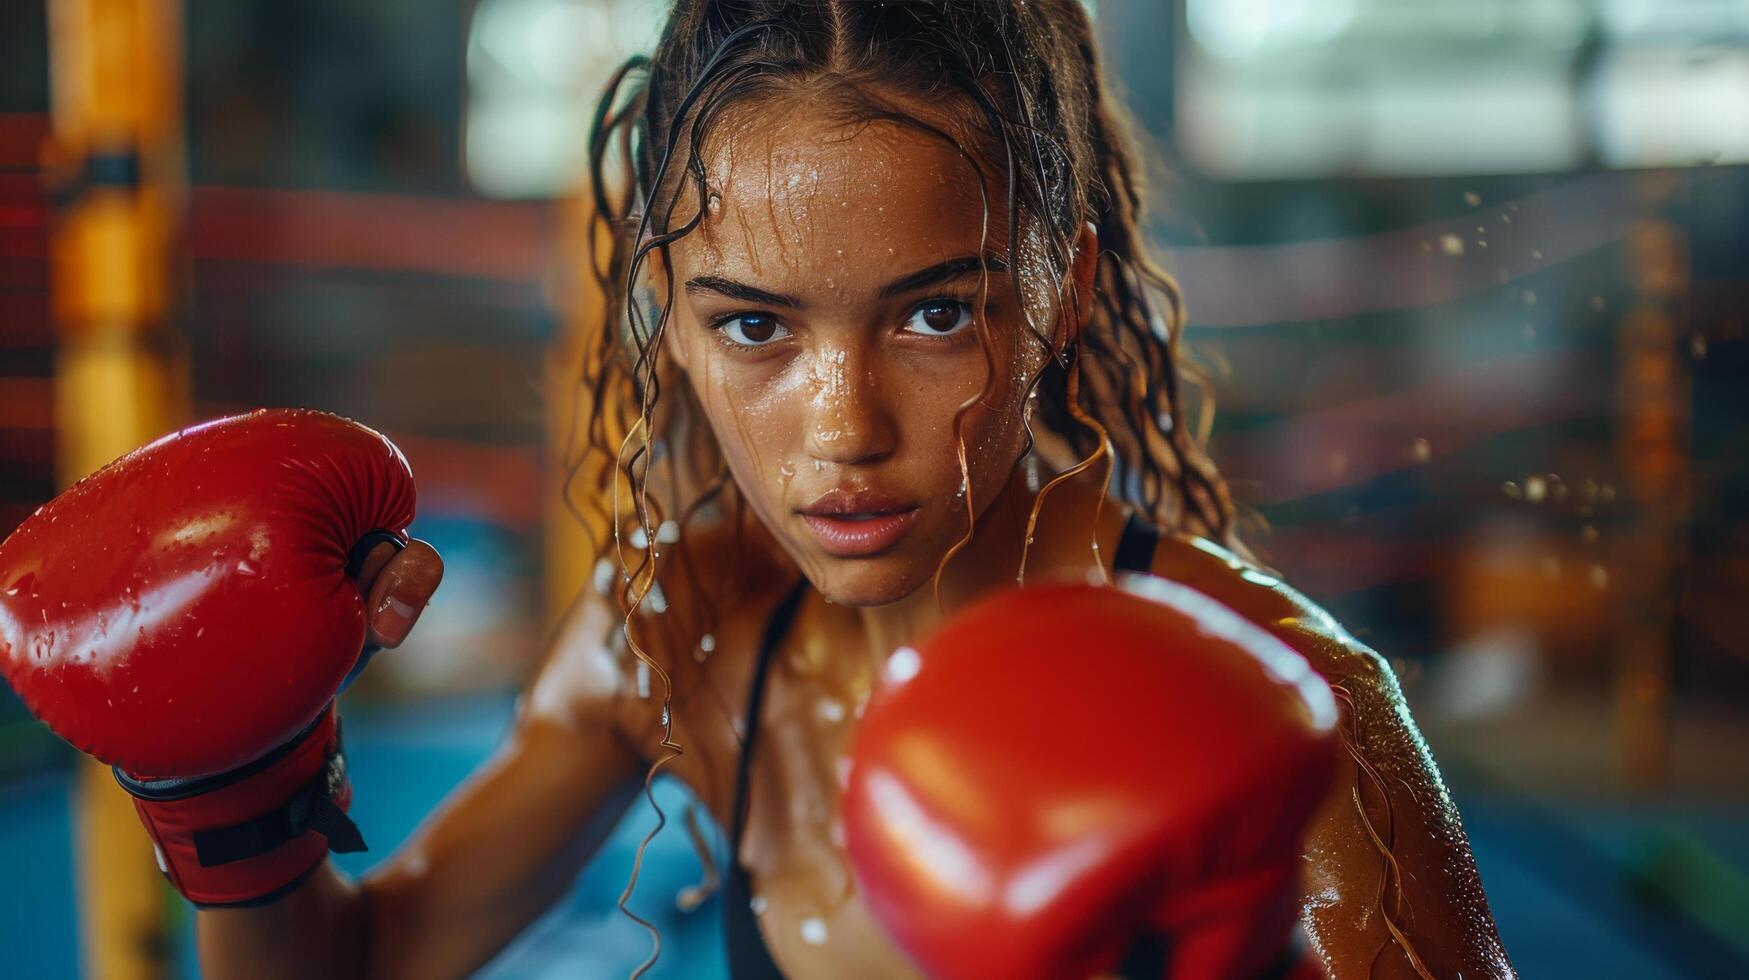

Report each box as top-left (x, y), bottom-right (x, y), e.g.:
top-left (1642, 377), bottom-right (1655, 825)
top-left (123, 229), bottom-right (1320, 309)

top-left (799, 490), bottom-right (920, 558)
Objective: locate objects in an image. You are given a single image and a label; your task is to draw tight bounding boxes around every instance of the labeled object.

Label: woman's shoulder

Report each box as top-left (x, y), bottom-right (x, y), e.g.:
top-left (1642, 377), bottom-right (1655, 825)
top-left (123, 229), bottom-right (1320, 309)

top-left (1143, 528), bottom-right (1396, 696)
top-left (1149, 531), bottom-right (1514, 975)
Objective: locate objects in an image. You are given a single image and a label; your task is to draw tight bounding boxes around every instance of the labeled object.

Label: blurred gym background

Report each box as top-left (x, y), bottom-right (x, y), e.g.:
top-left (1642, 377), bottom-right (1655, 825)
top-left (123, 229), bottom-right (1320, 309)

top-left (2, 0), bottom-right (1746, 977)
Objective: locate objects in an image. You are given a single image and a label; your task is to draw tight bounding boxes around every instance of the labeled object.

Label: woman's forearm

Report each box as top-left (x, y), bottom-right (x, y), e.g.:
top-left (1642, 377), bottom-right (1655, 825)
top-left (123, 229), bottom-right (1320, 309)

top-left (196, 862), bottom-right (370, 980)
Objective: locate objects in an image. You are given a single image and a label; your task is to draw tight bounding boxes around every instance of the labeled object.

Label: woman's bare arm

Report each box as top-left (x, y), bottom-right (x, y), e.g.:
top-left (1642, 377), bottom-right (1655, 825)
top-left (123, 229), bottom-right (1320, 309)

top-left (1148, 533), bottom-right (1516, 979)
top-left (1294, 631), bottom-right (1515, 979)
top-left (195, 588), bottom-right (651, 980)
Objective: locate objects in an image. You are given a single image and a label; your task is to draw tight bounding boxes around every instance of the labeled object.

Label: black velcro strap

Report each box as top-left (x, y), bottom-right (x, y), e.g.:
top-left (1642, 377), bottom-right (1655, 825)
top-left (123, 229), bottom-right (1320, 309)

top-left (300, 790), bottom-right (367, 855)
top-left (191, 750), bottom-right (367, 867)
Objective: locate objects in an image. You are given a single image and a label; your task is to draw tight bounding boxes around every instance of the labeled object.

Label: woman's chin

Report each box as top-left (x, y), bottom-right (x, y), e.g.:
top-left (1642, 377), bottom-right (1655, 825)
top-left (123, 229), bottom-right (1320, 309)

top-left (805, 556), bottom-right (933, 608)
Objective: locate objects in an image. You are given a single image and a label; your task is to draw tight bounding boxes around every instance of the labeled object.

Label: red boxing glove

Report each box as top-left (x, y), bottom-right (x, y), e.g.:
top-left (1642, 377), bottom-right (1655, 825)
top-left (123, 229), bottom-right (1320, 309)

top-left (842, 578), bottom-right (1340, 980)
top-left (0, 408), bottom-right (415, 906)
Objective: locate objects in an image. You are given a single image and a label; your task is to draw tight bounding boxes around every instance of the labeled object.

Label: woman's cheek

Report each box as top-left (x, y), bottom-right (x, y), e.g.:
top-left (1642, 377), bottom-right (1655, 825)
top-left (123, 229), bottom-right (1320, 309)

top-left (909, 345), bottom-right (1029, 491)
top-left (696, 357), bottom-right (804, 511)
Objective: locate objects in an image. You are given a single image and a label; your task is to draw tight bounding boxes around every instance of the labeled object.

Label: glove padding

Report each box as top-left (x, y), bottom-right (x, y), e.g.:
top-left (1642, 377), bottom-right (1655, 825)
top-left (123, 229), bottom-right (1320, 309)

top-left (0, 408), bottom-right (416, 904)
top-left (843, 577), bottom-right (1339, 980)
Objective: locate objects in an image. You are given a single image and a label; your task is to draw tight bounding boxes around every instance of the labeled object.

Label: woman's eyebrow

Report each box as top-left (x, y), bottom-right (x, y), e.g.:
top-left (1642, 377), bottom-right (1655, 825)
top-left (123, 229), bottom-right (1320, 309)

top-left (683, 255), bottom-right (1010, 307)
top-left (684, 276), bottom-right (802, 307)
top-left (877, 255), bottom-right (1009, 299)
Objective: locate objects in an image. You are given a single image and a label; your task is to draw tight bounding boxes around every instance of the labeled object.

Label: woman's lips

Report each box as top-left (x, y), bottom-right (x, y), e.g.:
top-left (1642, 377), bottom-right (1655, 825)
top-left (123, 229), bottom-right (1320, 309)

top-left (800, 509), bottom-right (920, 558)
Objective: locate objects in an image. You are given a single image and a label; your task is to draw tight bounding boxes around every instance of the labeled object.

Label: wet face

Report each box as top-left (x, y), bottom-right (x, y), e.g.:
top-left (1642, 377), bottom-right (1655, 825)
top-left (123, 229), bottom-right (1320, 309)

top-left (661, 98), bottom-right (1086, 606)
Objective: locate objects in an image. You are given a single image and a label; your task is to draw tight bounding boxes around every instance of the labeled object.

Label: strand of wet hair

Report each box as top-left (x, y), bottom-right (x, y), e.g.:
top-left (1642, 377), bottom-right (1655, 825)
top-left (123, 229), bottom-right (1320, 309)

top-left (609, 23), bottom-right (793, 978)
top-left (1330, 683), bottom-right (1439, 980)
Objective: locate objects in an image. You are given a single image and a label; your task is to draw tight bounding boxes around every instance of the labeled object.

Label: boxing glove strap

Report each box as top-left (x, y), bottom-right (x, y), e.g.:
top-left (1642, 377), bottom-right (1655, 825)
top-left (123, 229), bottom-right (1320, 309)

top-left (114, 704), bottom-right (366, 907)
top-left (185, 752), bottom-right (365, 866)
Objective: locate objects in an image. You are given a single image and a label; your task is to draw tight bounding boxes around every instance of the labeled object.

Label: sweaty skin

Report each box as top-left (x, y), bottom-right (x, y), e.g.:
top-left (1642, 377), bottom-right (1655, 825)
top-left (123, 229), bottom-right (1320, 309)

top-left (191, 96), bottom-right (1512, 979)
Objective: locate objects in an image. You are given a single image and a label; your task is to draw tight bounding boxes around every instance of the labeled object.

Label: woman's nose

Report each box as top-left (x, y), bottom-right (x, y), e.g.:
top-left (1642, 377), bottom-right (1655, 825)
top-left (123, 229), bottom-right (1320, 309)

top-left (803, 349), bottom-right (897, 466)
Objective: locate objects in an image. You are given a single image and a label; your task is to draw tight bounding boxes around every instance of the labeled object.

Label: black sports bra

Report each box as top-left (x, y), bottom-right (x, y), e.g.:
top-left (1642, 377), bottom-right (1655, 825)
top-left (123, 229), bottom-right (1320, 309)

top-left (721, 513), bottom-right (1162, 979)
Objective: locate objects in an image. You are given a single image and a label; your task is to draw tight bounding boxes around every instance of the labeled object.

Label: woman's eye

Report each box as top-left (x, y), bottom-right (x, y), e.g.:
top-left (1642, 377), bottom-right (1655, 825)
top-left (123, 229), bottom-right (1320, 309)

top-left (903, 299), bottom-right (972, 337)
top-left (717, 313), bottom-right (789, 347)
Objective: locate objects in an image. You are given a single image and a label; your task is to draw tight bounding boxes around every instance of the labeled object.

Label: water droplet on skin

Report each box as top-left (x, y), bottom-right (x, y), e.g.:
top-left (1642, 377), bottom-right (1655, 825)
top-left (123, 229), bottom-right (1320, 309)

top-left (800, 917), bottom-right (828, 945)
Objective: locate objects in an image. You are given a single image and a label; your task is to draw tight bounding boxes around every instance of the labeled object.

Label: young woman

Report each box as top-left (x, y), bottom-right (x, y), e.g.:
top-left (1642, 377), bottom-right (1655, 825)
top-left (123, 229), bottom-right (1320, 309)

top-left (198, 2), bottom-right (1514, 977)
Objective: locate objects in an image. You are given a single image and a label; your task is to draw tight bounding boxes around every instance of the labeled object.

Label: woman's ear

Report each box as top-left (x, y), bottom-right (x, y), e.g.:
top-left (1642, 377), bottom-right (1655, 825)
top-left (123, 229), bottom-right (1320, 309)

top-left (1064, 221), bottom-right (1100, 347)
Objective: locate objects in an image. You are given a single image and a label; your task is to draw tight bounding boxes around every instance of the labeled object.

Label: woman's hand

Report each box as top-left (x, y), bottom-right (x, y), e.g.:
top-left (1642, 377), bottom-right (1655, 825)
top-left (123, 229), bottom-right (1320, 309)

top-left (350, 537), bottom-right (444, 649)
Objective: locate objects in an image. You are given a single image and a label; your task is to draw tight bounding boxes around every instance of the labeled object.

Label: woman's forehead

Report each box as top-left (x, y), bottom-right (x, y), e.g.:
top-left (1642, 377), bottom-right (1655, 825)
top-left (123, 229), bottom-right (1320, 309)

top-left (676, 108), bottom-right (1014, 282)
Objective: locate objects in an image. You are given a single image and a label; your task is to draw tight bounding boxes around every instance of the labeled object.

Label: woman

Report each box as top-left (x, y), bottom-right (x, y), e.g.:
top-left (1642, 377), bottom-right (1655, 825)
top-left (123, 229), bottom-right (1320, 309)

top-left (202, 2), bottom-right (1513, 977)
